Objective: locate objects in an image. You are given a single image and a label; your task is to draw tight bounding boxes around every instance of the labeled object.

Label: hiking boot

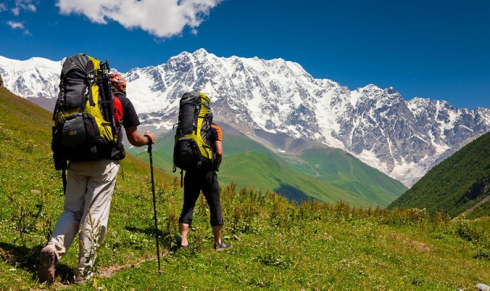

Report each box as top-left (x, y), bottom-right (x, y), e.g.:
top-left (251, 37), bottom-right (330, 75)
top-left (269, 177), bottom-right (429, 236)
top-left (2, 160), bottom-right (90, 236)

top-left (214, 240), bottom-right (232, 251)
top-left (74, 271), bottom-right (93, 284)
top-left (38, 246), bottom-right (57, 284)
top-left (175, 235), bottom-right (190, 248)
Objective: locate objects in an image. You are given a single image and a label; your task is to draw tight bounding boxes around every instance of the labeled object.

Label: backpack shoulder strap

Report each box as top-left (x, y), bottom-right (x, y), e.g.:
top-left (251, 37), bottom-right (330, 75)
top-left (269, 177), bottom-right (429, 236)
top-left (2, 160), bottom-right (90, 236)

top-left (113, 92), bottom-right (124, 127)
top-left (211, 123), bottom-right (222, 142)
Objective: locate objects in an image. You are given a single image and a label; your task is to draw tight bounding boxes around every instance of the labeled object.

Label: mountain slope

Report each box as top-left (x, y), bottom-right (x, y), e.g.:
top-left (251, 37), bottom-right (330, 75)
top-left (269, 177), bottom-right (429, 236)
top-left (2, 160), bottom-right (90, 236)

top-left (221, 151), bottom-right (368, 204)
top-left (1, 51), bottom-right (489, 187)
top-left (131, 123), bottom-right (407, 207)
top-left (291, 147), bottom-right (407, 206)
top-left (388, 132), bottom-right (490, 218)
top-left (221, 134), bottom-right (407, 206)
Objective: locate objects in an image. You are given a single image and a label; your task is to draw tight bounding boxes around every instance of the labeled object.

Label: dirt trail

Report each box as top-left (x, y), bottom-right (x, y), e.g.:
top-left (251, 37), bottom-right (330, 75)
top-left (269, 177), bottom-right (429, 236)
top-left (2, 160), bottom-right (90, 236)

top-left (98, 257), bottom-right (153, 278)
top-left (39, 256), bottom-right (159, 289)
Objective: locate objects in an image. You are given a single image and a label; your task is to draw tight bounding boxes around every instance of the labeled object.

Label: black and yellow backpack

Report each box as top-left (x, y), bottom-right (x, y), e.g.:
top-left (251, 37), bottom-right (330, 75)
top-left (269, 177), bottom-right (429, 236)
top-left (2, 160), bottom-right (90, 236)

top-left (173, 91), bottom-right (215, 174)
top-left (52, 53), bottom-right (119, 171)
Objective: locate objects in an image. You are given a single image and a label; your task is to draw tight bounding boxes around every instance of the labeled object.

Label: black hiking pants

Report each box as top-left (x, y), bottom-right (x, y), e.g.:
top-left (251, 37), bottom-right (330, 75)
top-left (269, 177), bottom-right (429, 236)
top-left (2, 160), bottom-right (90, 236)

top-left (178, 170), bottom-right (223, 226)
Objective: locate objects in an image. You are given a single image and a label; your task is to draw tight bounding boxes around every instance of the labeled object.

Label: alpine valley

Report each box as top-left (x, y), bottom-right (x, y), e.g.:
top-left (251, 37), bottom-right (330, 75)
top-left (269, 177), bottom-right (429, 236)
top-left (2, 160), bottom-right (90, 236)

top-left (1, 49), bottom-right (489, 206)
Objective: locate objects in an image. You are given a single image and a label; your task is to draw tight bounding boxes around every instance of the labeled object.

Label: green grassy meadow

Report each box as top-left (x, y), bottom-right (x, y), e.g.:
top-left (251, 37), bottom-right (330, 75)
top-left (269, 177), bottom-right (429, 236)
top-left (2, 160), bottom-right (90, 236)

top-left (1, 87), bottom-right (490, 290)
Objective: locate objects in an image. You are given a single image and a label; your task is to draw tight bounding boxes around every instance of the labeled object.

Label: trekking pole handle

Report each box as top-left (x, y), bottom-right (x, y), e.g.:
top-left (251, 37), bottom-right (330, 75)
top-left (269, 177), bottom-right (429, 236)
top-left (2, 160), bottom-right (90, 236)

top-left (145, 134), bottom-right (153, 153)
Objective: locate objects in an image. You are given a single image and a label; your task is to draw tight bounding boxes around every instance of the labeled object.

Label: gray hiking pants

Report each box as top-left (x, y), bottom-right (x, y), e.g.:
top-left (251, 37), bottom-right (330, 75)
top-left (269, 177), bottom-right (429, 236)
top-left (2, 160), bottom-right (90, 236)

top-left (47, 159), bottom-right (119, 277)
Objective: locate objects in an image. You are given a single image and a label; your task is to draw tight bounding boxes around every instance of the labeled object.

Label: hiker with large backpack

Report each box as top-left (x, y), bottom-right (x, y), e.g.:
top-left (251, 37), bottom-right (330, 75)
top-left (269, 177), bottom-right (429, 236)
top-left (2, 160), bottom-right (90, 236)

top-left (38, 54), bottom-right (156, 285)
top-left (173, 91), bottom-right (231, 251)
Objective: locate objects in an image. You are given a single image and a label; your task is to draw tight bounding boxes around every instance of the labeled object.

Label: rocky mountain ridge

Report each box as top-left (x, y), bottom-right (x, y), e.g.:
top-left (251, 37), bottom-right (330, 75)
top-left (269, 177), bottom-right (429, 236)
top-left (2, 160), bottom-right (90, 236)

top-left (1, 50), bottom-right (489, 186)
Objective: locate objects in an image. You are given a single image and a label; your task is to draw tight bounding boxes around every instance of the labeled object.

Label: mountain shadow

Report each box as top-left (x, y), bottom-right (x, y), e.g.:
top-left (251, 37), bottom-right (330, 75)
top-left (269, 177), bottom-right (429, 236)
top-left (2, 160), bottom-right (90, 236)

top-left (273, 183), bottom-right (311, 203)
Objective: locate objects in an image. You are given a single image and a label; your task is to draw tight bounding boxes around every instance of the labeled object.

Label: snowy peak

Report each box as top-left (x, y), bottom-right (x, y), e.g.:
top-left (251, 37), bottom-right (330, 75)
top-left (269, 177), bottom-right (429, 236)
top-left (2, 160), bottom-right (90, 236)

top-left (0, 50), bottom-right (489, 187)
top-left (0, 56), bottom-right (61, 98)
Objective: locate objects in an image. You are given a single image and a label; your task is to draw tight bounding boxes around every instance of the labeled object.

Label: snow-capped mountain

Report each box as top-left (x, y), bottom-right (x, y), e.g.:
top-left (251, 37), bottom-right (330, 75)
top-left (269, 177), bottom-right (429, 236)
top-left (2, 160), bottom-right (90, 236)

top-left (0, 55), bottom-right (61, 98)
top-left (1, 49), bottom-right (489, 187)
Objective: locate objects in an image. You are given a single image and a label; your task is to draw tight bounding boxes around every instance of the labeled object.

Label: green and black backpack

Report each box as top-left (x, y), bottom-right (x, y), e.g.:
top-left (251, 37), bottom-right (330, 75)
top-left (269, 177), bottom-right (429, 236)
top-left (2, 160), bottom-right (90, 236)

top-left (52, 53), bottom-right (121, 172)
top-left (173, 91), bottom-right (215, 175)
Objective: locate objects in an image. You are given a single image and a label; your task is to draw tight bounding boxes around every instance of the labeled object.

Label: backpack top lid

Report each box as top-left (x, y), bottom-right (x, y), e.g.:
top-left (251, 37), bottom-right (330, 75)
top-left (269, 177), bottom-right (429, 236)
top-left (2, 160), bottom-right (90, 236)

top-left (180, 91), bottom-right (210, 105)
top-left (61, 53), bottom-right (98, 79)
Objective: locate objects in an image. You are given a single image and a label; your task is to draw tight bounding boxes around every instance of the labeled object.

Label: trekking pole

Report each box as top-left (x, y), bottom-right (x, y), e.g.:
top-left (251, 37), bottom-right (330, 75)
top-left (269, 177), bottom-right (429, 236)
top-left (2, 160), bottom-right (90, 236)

top-left (146, 136), bottom-right (161, 275)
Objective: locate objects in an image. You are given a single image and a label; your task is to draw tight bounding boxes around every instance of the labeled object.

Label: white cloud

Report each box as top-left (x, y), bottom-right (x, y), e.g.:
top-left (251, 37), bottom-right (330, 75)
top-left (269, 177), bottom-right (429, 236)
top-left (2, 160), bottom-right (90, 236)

top-left (7, 20), bottom-right (23, 29)
top-left (1, 0), bottom-right (37, 15)
top-left (1, 1), bottom-right (36, 35)
top-left (6, 19), bottom-right (30, 34)
top-left (56, 0), bottom-right (223, 38)
top-left (20, 3), bottom-right (36, 12)
top-left (8, 0), bottom-right (37, 16)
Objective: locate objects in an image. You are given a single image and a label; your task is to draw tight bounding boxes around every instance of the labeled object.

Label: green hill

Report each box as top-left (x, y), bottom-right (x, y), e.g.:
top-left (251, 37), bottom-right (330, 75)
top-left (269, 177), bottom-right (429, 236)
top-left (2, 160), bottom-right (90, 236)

top-left (1, 86), bottom-right (490, 290)
top-left (220, 151), bottom-right (360, 204)
top-left (286, 147), bottom-right (407, 206)
top-left (132, 125), bottom-right (407, 207)
top-left (388, 132), bottom-right (490, 219)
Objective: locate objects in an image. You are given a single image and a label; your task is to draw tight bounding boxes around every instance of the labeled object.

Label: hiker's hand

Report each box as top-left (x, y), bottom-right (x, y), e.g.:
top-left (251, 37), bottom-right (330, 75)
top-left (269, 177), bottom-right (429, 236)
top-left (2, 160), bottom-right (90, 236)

top-left (144, 131), bottom-right (155, 145)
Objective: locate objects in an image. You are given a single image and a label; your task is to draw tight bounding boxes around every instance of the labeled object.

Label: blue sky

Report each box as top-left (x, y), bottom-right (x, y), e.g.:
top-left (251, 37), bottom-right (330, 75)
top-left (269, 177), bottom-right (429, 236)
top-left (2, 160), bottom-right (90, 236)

top-left (1, 0), bottom-right (489, 110)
